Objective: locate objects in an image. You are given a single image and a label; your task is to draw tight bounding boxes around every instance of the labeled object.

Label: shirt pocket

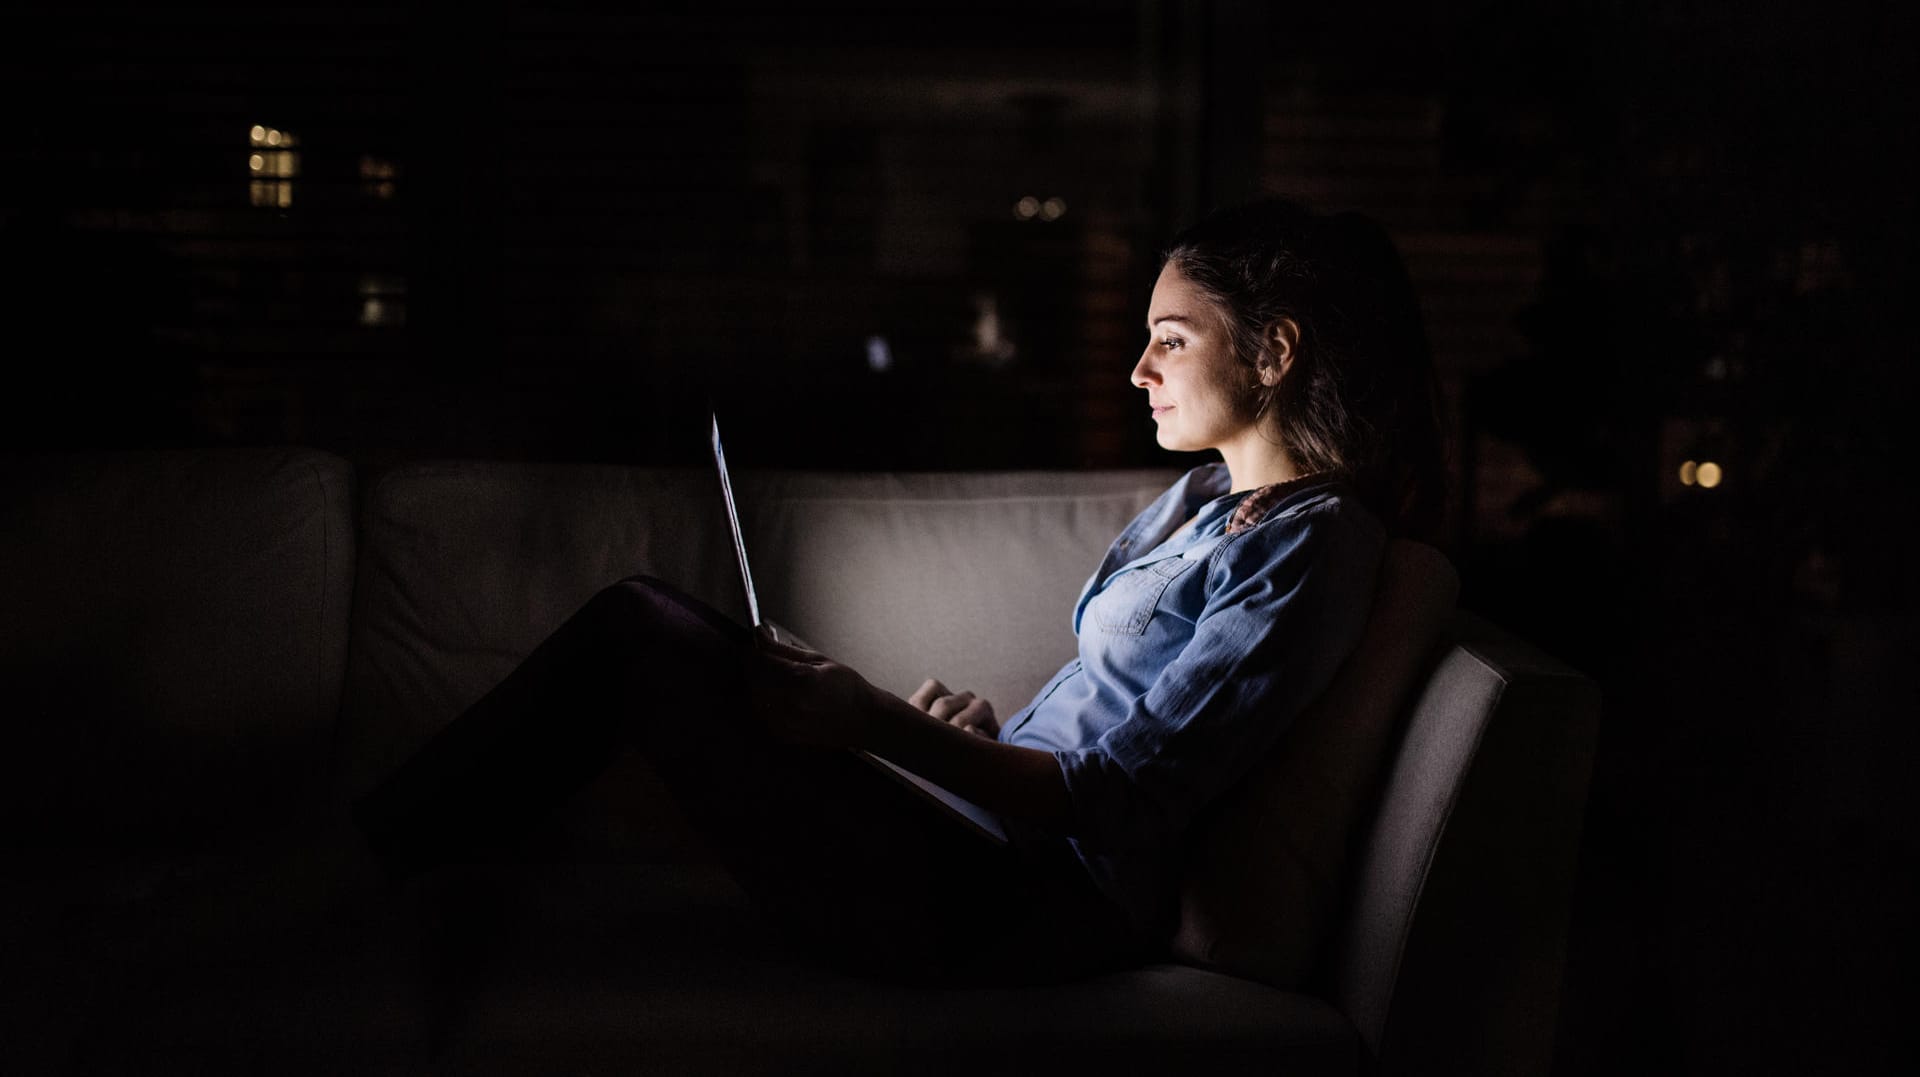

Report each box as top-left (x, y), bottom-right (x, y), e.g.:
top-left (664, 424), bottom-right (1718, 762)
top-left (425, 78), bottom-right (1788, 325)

top-left (1091, 556), bottom-right (1202, 636)
top-left (1000, 659), bottom-right (1082, 741)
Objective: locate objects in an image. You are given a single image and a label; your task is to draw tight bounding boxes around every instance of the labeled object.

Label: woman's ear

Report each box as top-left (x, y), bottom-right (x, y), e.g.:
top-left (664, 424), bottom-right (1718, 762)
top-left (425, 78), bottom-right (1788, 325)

top-left (1260, 317), bottom-right (1300, 386)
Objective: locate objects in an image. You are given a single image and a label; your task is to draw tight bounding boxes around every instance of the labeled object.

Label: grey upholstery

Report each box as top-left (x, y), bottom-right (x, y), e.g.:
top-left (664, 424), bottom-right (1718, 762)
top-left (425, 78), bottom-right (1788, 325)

top-left (335, 463), bottom-right (746, 808)
top-left (0, 448), bottom-right (358, 1074)
top-left (439, 865), bottom-right (1361, 1076)
top-left (1330, 613), bottom-right (1600, 1076)
top-left (735, 469), bottom-right (1178, 713)
top-left (0, 448), bottom-right (354, 846)
top-left (0, 450), bottom-right (1599, 1075)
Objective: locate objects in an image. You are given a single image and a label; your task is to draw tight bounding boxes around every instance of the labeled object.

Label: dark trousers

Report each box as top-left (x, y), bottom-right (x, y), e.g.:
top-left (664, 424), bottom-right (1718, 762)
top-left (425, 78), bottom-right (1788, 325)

top-left (353, 575), bottom-right (1148, 986)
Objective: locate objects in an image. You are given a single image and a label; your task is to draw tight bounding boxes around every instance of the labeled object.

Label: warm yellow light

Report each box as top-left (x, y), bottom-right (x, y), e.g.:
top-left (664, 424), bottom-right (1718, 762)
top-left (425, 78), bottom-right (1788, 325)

top-left (1696, 461), bottom-right (1723, 488)
top-left (266, 129), bottom-right (282, 146)
top-left (1015, 196), bottom-right (1039, 220)
top-left (1679, 460), bottom-right (1697, 486)
top-left (250, 124), bottom-right (267, 143)
top-left (1041, 197), bottom-right (1066, 220)
top-left (249, 153), bottom-right (265, 171)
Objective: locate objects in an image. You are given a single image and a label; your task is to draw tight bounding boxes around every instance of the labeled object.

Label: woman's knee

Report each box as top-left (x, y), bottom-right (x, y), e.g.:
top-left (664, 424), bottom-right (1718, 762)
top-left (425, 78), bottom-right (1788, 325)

top-left (584, 576), bottom-right (679, 629)
top-left (584, 575), bottom-right (741, 649)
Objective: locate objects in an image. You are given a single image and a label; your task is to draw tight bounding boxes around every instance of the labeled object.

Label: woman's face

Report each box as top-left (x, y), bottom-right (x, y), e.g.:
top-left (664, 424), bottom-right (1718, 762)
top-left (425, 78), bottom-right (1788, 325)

top-left (1131, 264), bottom-right (1263, 455)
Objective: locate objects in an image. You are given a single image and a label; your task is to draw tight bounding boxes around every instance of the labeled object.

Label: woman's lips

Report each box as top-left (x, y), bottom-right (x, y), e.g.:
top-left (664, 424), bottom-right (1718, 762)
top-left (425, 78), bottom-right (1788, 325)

top-left (1151, 405), bottom-right (1174, 418)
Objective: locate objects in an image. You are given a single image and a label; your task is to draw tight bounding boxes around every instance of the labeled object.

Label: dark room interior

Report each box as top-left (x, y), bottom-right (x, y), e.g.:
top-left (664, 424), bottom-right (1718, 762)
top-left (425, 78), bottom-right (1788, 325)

top-left (3, 1), bottom-right (1914, 1073)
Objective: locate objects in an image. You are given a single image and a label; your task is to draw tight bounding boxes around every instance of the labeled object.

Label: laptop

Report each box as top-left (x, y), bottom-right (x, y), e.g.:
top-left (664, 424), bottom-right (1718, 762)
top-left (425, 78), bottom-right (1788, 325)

top-left (708, 412), bottom-right (1008, 845)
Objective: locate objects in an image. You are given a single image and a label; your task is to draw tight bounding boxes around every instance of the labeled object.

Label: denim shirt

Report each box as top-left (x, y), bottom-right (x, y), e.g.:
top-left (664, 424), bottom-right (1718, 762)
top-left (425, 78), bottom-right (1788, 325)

top-left (1001, 462), bottom-right (1385, 932)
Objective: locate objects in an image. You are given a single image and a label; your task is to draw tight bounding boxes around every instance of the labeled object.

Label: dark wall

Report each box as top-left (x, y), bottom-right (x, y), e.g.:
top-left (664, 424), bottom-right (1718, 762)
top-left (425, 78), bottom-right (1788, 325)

top-left (4, 2), bottom-right (1914, 1073)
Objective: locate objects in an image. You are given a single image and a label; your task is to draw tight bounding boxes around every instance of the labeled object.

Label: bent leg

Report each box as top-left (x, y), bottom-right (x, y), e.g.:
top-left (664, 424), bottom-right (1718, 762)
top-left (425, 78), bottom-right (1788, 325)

top-left (355, 575), bottom-right (1143, 983)
top-left (353, 575), bottom-right (750, 877)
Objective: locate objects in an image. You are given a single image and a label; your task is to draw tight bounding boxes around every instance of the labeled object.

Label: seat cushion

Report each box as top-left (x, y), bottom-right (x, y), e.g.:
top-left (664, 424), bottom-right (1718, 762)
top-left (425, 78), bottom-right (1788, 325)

top-left (0, 448), bottom-right (355, 846)
top-left (438, 864), bottom-right (1361, 1076)
top-left (62, 881), bottom-right (438, 1076)
top-left (55, 862), bottom-right (1356, 1075)
top-left (1171, 540), bottom-right (1459, 988)
top-left (0, 849), bottom-right (229, 1074)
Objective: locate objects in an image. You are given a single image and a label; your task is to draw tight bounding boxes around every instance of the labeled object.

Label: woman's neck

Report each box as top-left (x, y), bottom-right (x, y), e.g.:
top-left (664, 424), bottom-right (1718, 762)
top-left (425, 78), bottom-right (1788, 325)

top-left (1217, 433), bottom-right (1306, 494)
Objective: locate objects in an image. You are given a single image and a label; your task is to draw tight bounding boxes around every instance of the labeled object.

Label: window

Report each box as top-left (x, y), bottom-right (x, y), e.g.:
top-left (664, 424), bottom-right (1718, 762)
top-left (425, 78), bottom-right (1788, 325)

top-left (359, 154), bottom-right (397, 200)
top-left (358, 273), bottom-right (406, 328)
top-left (248, 125), bottom-right (298, 207)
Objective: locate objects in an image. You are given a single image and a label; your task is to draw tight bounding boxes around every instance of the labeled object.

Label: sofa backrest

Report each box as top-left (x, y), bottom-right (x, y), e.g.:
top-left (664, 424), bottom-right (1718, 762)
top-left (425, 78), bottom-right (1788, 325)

top-left (333, 462), bottom-right (741, 811)
top-left (1326, 612), bottom-right (1599, 1076)
top-left (734, 470), bottom-right (1180, 720)
top-left (0, 448), bottom-right (355, 848)
top-left (334, 462), bottom-right (1176, 855)
top-left (1172, 540), bottom-right (1461, 990)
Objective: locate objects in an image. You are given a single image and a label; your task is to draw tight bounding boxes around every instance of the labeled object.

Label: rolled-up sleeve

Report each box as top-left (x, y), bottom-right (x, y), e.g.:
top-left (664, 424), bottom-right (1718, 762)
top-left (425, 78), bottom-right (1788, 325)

top-left (1055, 501), bottom-right (1384, 855)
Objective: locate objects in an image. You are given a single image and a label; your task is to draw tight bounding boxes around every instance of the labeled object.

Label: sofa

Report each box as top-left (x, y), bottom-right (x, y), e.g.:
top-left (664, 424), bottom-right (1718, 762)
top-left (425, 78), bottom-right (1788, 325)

top-left (0, 447), bottom-right (1598, 1075)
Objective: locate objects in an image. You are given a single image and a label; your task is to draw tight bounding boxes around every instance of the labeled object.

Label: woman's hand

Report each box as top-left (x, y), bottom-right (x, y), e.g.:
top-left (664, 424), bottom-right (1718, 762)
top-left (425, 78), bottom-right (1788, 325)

top-left (908, 678), bottom-right (999, 739)
top-left (749, 627), bottom-right (884, 748)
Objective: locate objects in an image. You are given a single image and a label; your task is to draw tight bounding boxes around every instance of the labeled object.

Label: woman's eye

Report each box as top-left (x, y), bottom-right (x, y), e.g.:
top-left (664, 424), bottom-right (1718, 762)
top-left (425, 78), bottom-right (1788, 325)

top-left (1160, 337), bottom-right (1182, 350)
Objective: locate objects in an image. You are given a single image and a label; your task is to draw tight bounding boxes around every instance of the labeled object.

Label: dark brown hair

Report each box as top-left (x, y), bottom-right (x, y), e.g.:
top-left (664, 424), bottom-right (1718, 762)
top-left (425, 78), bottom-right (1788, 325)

top-left (1162, 198), bottom-right (1448, 539)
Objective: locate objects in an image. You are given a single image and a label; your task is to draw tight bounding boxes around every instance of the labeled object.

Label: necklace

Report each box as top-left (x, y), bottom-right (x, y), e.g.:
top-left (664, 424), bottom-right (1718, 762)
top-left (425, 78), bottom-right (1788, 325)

top-left (1226, 471), bottom-right (1333, 534)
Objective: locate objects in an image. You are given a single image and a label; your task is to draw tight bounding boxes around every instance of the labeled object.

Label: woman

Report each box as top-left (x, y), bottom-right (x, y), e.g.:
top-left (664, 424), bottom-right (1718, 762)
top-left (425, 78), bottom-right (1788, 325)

top-left (353, 197), bottom-right (1445, 987)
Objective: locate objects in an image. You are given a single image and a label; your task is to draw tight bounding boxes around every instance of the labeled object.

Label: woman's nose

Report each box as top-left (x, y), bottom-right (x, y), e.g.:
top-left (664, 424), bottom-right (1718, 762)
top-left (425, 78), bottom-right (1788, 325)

top-left (1131, 348), bottom-right (1159, 388)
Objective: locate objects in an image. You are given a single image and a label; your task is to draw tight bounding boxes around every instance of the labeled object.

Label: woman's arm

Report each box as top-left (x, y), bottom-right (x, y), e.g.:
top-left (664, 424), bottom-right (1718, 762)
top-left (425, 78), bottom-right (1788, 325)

top-left (864, 690), bottom-right (1071, 828)
top-left (750, 632), bottom-right (1073, 830)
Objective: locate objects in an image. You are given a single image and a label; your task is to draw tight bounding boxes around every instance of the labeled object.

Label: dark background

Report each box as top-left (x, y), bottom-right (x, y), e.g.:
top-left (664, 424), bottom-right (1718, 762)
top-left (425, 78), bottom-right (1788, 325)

top-left (4, 1), bottom-right (1914, 1072)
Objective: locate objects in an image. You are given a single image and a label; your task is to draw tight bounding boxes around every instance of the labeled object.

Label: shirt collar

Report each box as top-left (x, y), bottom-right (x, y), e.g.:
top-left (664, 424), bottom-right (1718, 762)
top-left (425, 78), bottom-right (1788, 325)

top-left (1154, 463), bottom-right (1341, 550)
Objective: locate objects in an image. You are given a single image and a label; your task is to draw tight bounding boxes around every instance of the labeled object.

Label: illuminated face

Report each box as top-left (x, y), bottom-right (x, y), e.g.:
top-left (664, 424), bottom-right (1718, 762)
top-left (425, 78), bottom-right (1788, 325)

top-left (1131, 265), bottom-right (1263, 455)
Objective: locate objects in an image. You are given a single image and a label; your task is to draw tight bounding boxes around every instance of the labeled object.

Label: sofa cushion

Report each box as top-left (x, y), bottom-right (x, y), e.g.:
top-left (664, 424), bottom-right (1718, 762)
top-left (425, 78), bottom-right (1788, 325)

top-left (738, 470), bottom-right (1178, 714)
top-left (61, 862), bottom-right (1355, 1074)
top-left (0, 849), bottom-right (229, 1073)
top-left (438, 863), bottom-right (1361, 1076)
top-left (0, 448), bottom-right (355, 847)
top-left (63, 875), bottom-right (438, 1076)
top-left (336, 462), bottom-right (745, 859)
top-left (1171, 540), bottom-right (1459, 988)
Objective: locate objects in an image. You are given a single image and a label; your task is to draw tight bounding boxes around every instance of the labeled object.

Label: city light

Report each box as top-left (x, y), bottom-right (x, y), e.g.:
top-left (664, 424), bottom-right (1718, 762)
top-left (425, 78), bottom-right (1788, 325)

top-left (1014, 195), bottom-right (1067, 222)
top-left (1678, 460), bottom-right (1724, 489)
